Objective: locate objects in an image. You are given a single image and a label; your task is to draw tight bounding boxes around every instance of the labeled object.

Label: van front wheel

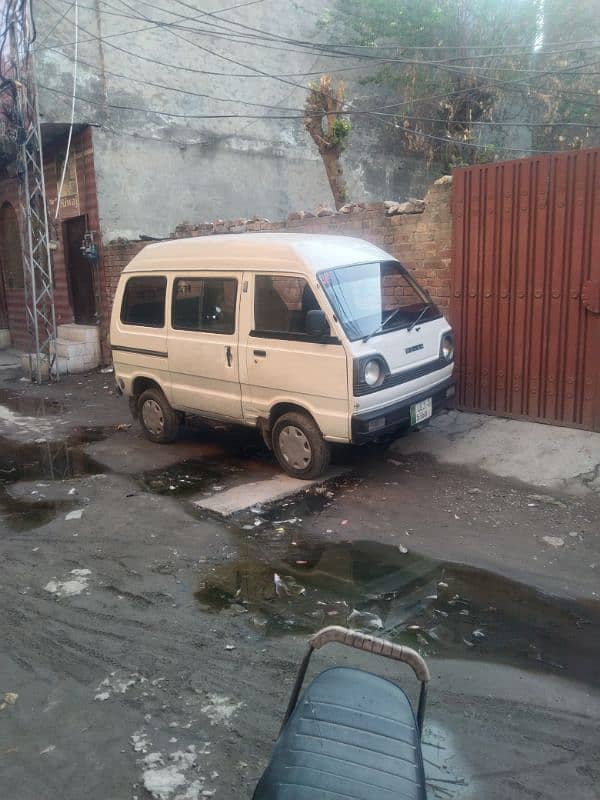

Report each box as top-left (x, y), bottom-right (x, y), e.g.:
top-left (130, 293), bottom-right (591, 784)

top-left (138, 387), bottom-right (180, 444)
top-left (272, 411), bottom-right (330, 479)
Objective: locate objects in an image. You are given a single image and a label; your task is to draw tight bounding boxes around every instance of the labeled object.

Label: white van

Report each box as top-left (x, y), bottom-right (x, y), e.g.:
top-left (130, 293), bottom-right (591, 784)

top-left (110, 234), bottom-right (455, 479)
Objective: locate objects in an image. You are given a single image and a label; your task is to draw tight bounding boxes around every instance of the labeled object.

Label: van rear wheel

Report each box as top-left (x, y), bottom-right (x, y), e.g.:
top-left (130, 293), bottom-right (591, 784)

top-left (272, 411), bottom-right (330, 480)
top-left (138, 387), bottom-right (180, 444)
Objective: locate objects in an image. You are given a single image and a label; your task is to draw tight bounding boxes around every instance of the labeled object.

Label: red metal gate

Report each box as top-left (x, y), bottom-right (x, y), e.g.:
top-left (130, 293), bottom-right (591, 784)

top-left (451, 147), bottom-right (600, 431)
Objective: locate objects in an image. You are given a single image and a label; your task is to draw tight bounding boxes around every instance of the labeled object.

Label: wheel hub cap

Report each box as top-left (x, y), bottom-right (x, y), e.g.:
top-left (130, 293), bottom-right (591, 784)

top-left (278, 425), bottom-right (312, 470)
top-left (142, 398), bottom-right (164, 435)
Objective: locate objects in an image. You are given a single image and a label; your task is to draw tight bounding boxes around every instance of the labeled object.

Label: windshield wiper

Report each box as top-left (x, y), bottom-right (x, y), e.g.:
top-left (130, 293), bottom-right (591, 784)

top-left (407, 303), bottom-right (433, 332)
top-left (362, 307), bottom-right (403, 343)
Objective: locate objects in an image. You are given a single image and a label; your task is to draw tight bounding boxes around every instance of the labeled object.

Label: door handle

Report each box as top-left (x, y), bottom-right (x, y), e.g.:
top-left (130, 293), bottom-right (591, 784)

top-left (253, 349), bottom-right (267, 357)
top-left (225, 345), bottom-right (233, 367)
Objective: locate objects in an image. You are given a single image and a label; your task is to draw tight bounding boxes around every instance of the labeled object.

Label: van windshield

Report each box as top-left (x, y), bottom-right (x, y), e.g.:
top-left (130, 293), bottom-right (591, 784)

top-left (318, 261), bottom-right (441, 341)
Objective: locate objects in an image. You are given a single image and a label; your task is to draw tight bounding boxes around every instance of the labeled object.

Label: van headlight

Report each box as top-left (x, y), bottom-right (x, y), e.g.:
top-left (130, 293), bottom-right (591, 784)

top-left (363, 359), bottom-right (382, 386)
top-left (354, 355), bottom-right (389, 395)
top-left (440, 332), bottom-right (454, 362)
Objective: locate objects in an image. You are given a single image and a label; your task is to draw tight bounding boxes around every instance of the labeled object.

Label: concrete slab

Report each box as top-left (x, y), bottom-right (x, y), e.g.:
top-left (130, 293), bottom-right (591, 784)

top-left (0, 348), bottom-right (21, 370)
top-left (192, 469), bottom-right (345, 515)
top-left (395, 410), bottom-right (600, 495)
top-left (82, 433), bottom-right (228, 474)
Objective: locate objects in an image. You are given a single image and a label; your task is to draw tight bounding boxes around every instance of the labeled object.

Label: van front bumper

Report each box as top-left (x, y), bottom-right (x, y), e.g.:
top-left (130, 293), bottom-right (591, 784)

top-left (351, 378), bottom-right (455, 444)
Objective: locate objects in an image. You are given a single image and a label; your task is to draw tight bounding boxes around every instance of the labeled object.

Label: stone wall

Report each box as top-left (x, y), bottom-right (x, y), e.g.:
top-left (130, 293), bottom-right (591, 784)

top-left (100, 176), bottom-right (453, 360)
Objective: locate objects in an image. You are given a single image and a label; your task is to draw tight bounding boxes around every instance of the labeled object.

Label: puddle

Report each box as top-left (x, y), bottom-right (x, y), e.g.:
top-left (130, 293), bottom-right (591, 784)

top-left (0, 487), bottom-right (71, 532)
top-left (137, 448), bottom-right (293, 499)
top-left (196, 536), bottom-right (600, 688)
top-left (0, 388), bottom-right (65, 416)
top-left (138, 459), bottom-right (234, 496)
top-left (0, 432), bottom-right (105, 483)
top-left (234, 481), bottom-right (342, 525)
top-left (184, 472), bottom-right (352, 524)
top-left (0, 430), bottom-right (106, 530)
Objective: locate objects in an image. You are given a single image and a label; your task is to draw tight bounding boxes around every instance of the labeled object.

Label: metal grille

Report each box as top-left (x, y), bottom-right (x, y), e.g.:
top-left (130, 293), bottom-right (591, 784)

top-left (451, 148), bottom-right (600, 431)
top-left (10, 9), bottom-right (56, 382)
top-left (355, 357), bottom-right (449, 396)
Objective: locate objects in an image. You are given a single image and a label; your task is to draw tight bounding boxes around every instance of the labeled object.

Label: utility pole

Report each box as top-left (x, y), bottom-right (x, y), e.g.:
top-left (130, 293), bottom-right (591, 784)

top-left (9, 2), bottom-right (56, 383)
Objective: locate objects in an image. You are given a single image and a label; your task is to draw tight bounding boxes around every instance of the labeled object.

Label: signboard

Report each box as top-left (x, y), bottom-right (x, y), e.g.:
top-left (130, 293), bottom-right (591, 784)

top-left (55, 150), bottom-right (80, 217)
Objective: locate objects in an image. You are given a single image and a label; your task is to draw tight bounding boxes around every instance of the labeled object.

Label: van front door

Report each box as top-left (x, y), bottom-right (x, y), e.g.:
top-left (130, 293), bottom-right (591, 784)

top-left (168, 274), bottom-right (242, 420)
top-left (240, 272), bottom-right (349, 441)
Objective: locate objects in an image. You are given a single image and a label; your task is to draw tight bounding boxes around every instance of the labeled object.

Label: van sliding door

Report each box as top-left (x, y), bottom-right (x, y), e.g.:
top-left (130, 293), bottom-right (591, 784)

top-left (168, 273), bottom-right (242, 420)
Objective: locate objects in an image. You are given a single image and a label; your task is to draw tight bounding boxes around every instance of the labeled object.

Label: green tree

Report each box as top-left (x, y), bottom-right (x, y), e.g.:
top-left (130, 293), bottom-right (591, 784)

top-left (327, 0), bottom-right (599, 167)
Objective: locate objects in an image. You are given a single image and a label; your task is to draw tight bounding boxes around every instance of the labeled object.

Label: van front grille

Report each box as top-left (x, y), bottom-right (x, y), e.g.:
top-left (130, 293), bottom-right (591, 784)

top-left (355, 357), bottom-right (449, 396)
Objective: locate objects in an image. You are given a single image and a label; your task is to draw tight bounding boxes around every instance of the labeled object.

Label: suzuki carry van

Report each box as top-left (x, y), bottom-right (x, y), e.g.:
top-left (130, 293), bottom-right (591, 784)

top-left (110, 234), bottom-right (455, 479)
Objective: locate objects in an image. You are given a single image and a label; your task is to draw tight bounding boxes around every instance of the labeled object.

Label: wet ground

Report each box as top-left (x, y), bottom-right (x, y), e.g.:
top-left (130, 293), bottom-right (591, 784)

top-left (196, 534), bottom-right (600, 688)
top-left (1, 371), bottom-right (599, 800)
top-left (0, 387), bottom-right (65, 416)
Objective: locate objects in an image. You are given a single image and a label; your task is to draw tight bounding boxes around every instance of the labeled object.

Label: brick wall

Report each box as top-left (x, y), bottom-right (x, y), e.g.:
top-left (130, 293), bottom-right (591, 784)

top-left (99, 240), bottom-right (147, 361)
top-left (45, 127), bottom-right (101, 333)
top-left (0, 127), bottom-right (101, 352)
top-left (100, 176), bottom-right (453, 360)
top-left (0, 177), bottom-right (26, 347)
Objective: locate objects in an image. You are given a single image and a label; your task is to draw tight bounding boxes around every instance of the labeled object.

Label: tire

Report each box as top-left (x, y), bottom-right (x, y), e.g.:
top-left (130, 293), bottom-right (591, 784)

top-left (137, 387), bottom-right (180, 443)
top-left (272, 411), bottom-right (330, 479)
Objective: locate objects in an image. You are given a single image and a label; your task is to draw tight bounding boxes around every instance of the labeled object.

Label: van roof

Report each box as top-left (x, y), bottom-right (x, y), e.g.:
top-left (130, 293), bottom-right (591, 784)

top-left (122, 233), bottom-right (391, 274)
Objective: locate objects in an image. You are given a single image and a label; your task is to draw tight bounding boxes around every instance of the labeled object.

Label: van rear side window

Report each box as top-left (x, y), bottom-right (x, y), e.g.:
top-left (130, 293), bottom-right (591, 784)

top-left (121, 276), bottom-right (166, 327)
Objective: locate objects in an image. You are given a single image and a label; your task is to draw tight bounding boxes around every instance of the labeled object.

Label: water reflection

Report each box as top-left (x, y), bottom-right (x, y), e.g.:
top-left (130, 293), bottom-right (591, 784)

top-left (196, 537), bottom-right (600, 687)
top-left (0, 431), bottom-right (105, 530)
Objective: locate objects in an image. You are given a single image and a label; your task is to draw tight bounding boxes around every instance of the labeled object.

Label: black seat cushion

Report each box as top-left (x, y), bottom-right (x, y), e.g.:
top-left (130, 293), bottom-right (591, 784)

top-left (254, 667), bottom-right (426, 799)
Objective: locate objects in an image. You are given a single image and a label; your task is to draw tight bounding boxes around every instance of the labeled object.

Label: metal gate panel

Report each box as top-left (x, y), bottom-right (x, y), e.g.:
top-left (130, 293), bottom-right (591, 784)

top-left (451, 148), bottom-right (600, 430)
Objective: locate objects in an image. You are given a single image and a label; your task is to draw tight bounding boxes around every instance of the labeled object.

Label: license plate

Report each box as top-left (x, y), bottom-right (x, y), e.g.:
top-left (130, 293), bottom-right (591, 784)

top-left (410, 397), bottom-right (432, 425)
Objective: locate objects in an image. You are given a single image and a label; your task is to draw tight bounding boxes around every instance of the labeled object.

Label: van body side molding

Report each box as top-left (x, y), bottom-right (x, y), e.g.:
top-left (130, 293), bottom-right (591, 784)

top-left (111, 345), bottom-right (168, 358)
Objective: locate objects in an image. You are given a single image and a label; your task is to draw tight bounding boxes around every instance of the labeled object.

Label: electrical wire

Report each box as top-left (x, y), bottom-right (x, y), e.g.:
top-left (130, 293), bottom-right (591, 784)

top-left (46, 48), bottom-right (313, 113)
top-left (37, 0), bottom-right (76, 46)
top-left (35, 0), bottom-right (600, 160)
top-left (34, 0), bottom-right (268, 52)
top-left (0, 0), bottom-right (27, 110)
top-left (41, 0), bottom-right (600, 76)
top-left (54, 0), bottom-right (78, 219)
top-left (388, 124), bottom-right (563, 154)
top-left (38, 0), bottom-right (600, 108)
top-left (110, 0), bottom-right (353, 100)
top-left (37, 47), bottom-right (600, 129)
top-left (37, 0), bottom-right (311, 82)
top-left (139, 1), bottom-right (600, 93)
top-left (44, 9), bottom-right (600, 78)
top-left (370, 114), bottom-right (600, 128)
top-left (146, 0), bottom-right (600, 100)
top-left (38, 81), bottom-right (600, 133)
top-left (155, 0), bottom-right (600, 64)
top-left (27, 0), bottom-right (36, 42)
top-left (36, 81), bottom-right (321, 118)
top-left (0, 0), bottom-right (18, 70)
top-left (47, 0), bottom-right (600, 53)
top-left (288, 0), bottom-right (600, 51)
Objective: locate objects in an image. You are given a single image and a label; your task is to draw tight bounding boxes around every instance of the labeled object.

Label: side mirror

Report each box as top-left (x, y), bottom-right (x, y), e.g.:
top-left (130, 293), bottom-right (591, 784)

top-left (306, 309), bottom-right (330, 339)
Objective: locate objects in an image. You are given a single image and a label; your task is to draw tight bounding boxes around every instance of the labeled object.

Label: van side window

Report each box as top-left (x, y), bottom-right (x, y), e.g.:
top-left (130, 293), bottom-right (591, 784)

top-left (172, 278), bottom-right (237, 334)
top-left (254, 276), bottom-right (320, 337)
top-left (121, 276), bottom-right (166, 327)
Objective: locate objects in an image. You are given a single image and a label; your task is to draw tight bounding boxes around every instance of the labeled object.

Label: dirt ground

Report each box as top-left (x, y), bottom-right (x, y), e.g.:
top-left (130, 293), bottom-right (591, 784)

top-left (1, 371), bottom-right (599, 800)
